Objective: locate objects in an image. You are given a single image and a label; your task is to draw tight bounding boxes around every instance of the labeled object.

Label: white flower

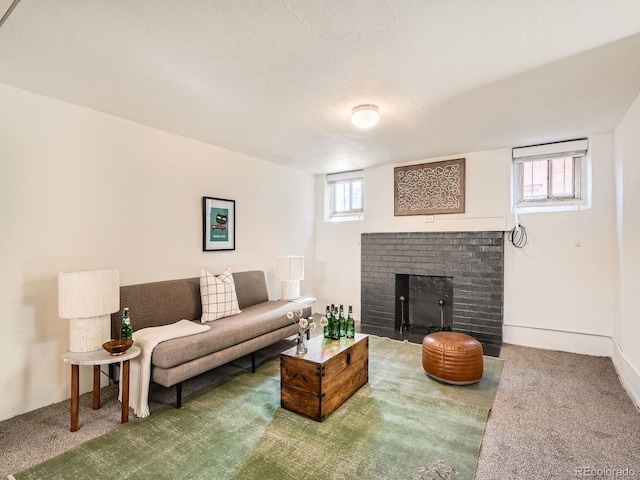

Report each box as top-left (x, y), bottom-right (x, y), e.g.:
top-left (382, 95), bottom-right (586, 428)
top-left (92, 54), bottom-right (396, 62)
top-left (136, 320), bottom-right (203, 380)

top-left (320, 316), bottom-right (328, 327)
top-left (288, 310), bottom-right (317, 332)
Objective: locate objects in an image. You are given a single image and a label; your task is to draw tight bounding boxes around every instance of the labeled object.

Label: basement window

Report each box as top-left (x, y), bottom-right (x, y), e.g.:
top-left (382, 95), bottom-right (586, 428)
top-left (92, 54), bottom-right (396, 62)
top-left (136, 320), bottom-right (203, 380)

top-left (512, 138), bottom-right (589, 212)
top-left (326, 170), bottom-right (364, 221)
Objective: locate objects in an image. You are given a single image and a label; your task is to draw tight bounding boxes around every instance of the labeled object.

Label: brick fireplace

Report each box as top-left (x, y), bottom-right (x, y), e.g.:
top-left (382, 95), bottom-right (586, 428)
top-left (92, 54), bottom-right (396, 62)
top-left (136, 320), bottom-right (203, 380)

top-left (361, 231), bottom-right (504, 356)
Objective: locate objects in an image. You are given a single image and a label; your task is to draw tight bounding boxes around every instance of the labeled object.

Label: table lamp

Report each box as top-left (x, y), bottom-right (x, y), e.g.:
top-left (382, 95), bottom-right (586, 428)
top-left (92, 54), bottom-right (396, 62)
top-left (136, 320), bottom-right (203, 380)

top-left (277, 256), bottom-right (304, 300)
top-left (58, 269), bottom-right (120, 352)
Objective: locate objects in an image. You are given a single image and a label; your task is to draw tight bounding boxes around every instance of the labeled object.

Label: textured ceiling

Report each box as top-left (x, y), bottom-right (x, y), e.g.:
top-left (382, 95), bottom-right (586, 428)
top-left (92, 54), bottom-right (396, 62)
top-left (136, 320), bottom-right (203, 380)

top-left (2, 0), bottom-right (640, 173)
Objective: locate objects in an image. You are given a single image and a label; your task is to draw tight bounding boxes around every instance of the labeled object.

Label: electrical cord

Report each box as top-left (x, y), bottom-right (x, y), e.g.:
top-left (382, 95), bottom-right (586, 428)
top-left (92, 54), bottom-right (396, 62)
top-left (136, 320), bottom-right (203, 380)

top-left (508, 223), bottom-right (527, 248)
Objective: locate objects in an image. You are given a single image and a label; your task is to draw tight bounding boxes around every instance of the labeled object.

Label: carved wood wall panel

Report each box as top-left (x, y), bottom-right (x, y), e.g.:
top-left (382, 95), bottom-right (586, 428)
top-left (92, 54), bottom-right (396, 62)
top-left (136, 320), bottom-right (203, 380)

top-left (394, 158), bottom-right (465, 216)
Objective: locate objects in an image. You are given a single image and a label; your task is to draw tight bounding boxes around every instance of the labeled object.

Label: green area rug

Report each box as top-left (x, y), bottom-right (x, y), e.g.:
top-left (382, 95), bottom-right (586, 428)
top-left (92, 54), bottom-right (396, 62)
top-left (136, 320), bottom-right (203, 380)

top-left (13, 336), bottom-right (503, 480)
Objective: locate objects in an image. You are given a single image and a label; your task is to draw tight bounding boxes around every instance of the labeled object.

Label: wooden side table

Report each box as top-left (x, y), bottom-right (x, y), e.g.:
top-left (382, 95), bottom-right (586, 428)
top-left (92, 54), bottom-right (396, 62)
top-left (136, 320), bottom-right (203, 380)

top-left (61, 346), bottom-right (141, 432)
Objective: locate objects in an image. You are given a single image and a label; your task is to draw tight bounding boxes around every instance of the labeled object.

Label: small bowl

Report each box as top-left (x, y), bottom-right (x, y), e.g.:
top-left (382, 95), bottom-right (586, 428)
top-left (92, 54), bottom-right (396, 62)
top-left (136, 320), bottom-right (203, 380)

top-left (102, 339), bottom-right (133, 356)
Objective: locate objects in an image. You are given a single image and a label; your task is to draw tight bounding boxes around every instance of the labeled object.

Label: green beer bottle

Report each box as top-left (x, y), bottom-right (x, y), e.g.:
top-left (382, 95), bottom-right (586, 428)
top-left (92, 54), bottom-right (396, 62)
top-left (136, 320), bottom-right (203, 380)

top-left (330, 304), bottom-right (339, 340)
top-left (324, 304), bottom-right (332, 339)
top-left (346, 305), bottom-right (355, 338)
top-left (120, 307), bottom-right (132, 340)
top-left (339, 304), bottom-right (346, 338)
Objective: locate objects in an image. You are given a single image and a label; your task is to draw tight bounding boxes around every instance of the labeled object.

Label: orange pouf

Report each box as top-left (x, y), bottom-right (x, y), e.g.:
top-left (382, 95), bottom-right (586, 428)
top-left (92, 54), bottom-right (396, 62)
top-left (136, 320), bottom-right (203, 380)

top-left (422, 332), bottom-right (484, 385)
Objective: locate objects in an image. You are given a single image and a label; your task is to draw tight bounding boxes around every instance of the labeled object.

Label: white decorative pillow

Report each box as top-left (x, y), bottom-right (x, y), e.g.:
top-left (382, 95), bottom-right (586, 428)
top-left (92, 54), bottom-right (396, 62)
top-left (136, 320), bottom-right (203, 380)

top-left (200, 268), bottom-right (241, 322)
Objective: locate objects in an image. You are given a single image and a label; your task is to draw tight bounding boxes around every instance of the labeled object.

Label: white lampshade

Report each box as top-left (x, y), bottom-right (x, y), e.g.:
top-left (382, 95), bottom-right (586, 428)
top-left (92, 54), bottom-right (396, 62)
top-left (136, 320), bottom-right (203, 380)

top-left (58, 269), bottom-right (120, 352)
top-left (277, 256), bottom-right (304, 281)
top-left (277, 256), bottom-right (304, 300)
top-left (351, 104), bottom-right (380, 128)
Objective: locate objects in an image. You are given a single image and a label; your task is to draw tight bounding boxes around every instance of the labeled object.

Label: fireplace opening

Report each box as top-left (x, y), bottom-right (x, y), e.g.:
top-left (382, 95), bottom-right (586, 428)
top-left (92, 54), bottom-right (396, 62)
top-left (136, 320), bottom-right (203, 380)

top-left (395, 274), bottom-right (453, 336)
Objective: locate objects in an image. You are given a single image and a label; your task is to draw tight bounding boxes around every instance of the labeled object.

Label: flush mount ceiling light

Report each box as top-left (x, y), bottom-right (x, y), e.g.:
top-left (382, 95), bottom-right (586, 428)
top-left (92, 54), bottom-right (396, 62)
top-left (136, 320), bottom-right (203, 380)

top-left (351, 104), bottom-right (380, 128)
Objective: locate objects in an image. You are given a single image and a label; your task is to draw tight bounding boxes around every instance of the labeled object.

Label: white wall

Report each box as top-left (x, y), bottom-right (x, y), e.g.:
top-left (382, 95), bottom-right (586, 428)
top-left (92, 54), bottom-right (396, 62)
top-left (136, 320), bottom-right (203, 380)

top-left (504, 134), bottom-right (616, 356)
top-left (315, 134), bottom-right (616, 356)
top-left (613, 91), bottom-right (640, 407)
top-left (0, 83), bottom-right (316, 422)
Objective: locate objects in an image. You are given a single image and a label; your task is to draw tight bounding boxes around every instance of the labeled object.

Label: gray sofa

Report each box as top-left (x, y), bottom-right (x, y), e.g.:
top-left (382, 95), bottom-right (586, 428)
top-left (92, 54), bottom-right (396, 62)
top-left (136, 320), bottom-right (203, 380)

top-left (110, 270), bottom-right (312, 407)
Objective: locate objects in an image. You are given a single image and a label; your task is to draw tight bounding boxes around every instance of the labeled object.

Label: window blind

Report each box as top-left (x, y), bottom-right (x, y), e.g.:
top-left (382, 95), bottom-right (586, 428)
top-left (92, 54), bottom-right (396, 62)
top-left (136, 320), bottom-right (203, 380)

top-left (512, 139), bottom-right (588, 163)
top-left (326, 170), bottom-right (364, 183)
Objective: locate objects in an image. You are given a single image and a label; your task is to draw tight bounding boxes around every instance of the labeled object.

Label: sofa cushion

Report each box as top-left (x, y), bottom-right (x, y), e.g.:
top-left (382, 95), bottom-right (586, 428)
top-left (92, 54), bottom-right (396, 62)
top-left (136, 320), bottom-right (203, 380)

top-left (200, 268), bottom-right (241, 322)
top-left (111, 277), bottom-right (202, 339)
top-left (152, 300), bottom-right (312, 369)
top-left (232, 270), bottom-right (269, 309)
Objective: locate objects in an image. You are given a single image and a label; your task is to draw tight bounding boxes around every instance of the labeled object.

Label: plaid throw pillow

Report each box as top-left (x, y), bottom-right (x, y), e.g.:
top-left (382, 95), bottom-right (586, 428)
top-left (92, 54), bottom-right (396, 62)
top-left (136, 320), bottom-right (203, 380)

top-left (200, 268), bottom-right (241, 322)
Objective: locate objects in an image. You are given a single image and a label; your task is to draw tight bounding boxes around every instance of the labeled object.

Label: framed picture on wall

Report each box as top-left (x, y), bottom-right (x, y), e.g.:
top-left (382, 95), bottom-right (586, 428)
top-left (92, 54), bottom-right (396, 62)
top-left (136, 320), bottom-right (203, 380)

top-left (202, 197), bottom-right (235, 251)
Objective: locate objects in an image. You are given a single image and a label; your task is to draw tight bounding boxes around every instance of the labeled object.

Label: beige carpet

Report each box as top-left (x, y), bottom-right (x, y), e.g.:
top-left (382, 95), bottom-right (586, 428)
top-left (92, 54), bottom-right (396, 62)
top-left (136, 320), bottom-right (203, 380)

top-left (1, 340), bottom-right (639, 479)
top-left (476, 344), bottom-right (640, 479)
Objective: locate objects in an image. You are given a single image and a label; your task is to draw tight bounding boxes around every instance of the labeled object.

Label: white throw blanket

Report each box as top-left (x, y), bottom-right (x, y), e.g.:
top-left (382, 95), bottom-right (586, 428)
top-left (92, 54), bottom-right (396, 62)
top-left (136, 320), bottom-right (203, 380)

top-left (118, 319), bottom-right (210, 418)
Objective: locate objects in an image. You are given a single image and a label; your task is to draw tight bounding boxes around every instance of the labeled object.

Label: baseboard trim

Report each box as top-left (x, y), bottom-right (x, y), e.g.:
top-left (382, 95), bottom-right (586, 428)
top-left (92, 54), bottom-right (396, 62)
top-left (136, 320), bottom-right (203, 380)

top-left (611, 337), bottom-right (640, 412)
top-left (503, 324), bottom-right (613, 357)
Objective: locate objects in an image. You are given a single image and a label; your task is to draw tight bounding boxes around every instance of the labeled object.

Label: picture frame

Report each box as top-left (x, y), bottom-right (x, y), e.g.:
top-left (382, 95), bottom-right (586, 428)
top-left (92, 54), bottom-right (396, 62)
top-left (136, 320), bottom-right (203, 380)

top-left (202, 197), bottom-right (235, 251)
top-left (394, 158), bottom-right (466, 216)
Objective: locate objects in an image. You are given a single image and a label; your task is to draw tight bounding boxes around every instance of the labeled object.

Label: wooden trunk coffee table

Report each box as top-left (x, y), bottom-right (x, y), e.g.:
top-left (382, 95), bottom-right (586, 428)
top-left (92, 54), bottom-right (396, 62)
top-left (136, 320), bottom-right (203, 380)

top-left (280, 333), bottom-right (369, 421)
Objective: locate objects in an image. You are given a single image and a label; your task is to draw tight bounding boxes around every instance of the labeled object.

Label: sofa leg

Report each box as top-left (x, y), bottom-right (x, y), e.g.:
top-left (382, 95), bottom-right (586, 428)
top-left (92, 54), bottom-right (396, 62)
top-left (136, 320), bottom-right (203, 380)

top-left (250, 352), bottom-right (256, 373)
top-left (176, 382), bottom-right (183, 408)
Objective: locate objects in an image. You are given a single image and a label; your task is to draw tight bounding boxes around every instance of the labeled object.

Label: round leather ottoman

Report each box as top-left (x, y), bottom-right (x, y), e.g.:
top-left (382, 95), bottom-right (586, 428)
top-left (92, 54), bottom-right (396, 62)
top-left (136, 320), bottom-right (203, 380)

top-left (422, 332), bottom-right (484, 385)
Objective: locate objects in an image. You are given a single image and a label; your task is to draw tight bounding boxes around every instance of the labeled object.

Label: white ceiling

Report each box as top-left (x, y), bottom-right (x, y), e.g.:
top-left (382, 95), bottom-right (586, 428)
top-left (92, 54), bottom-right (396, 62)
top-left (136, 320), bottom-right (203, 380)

top-left (2, 0), bottom-right (640, 174)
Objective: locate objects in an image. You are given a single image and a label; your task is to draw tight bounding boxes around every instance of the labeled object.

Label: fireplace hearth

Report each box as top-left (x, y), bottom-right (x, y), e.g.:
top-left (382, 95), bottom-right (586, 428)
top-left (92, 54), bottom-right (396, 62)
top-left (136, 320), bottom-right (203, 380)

top-left (361, 232), bottom-right (504, 357)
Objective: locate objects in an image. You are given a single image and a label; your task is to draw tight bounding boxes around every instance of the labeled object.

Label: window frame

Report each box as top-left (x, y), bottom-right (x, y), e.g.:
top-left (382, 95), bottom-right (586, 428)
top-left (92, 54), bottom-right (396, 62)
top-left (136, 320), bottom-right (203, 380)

top-left (325, 170), bottom-right (364, 221)
top-left (512, 139), bottom-right (589, 212)
top-left (515, 155), bottom-right (582, 205)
